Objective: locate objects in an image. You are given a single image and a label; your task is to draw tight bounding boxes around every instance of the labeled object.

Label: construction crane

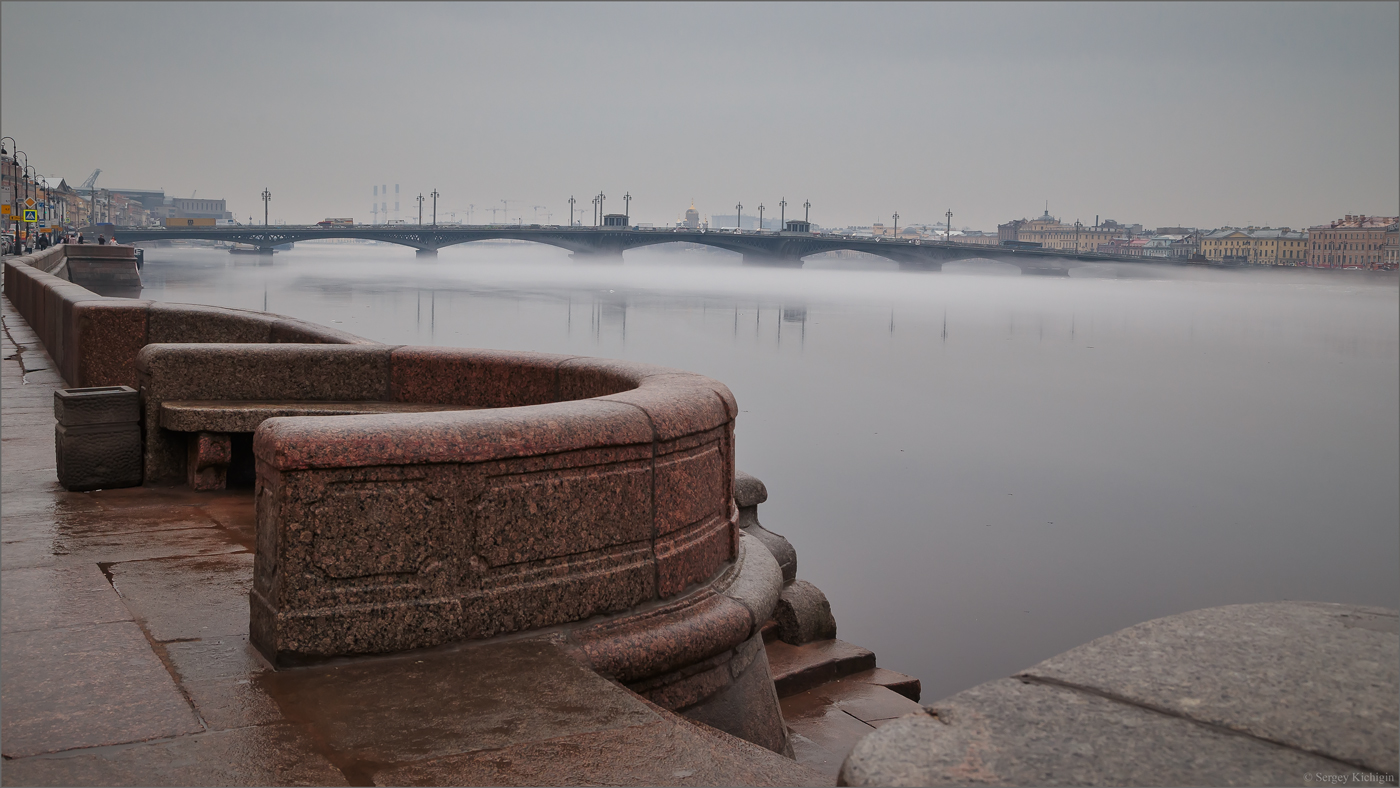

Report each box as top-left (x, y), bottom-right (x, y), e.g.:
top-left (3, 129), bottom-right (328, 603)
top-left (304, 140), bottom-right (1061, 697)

top-left (80, 169), bottom-right (101, 193)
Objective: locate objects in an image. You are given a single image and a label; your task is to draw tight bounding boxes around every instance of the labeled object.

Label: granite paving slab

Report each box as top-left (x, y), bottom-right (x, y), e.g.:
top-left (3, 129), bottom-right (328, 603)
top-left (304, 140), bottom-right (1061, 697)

top-left (108, 553), bottom-right (254, 641)
top-left (839, 677), bottom-right (1352, 787)
top-left (0, 621), bottom-right (204, 758)
top-left (255, 637), bottom-right (660, 766)
top-left (1019, 601), bottom-right (1399, 775)
top-left (372, 716), bottom-right (826, 787)
top-left (1, 562), bottom-right (133, 633)
top-left (0, 723), bottom-right (347, 787)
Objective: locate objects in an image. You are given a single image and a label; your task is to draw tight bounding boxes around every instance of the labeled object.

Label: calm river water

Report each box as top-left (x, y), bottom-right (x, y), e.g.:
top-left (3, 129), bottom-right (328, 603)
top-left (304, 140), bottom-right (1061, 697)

top-left (135, 241), bottom-right (1399, 702)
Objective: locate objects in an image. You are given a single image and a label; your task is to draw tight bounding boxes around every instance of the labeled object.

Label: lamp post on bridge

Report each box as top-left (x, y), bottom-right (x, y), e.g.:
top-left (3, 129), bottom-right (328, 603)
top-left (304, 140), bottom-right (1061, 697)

top-left (803, 200), bottom-right (810, 223)
top-left (623, 192), bottom-right (631, 225)
top-left (431, 189), bottom-right (439, 228)
top-left (417, 193), bottom-right (425, 225)
top-left (758, 203), bottom-right (764, 231)
top-left (597, 192), bottom-right (605, 226)
top-left (591, 195), bottom-right (599, 227)
top-left (735, 202), bottom-right (742, 231)
top-left (568, 196), bottom-right (575, 227)
top-left (945, 209), bottom-right (952, 244)
top-left (779, 198), bottom-right (786, 229)
top-left (892, 212), bottom-right (899, 240)
top-left (262, 188), bottom-right (271, 226)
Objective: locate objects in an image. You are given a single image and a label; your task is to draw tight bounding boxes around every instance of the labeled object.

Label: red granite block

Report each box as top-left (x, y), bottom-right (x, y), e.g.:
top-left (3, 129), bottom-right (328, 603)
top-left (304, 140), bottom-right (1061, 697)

top-left (136, 343), bottom-right (395, 403)
top-left (259, 464), bottom-right (467, 608)
top-left (187, 432), bottom-right (232, 491)
top-left (654, 440), bottom-right (728, 536)
top-left (460, 545), bottom-right (657, 638)
top-left (269, 318), bottom-right (374, 345)
top-left (71, 300), bottom-right (149, 388)
top-left (473, 459), bottom-right (653, 566)
top-left (389, 346), bottom-right (571, 407)
top-left (147, 303), bottom-right (277, 344)
top-left (573, 589), bottom-right (753, 682)
top-left (599, 373), bottom-right (734, 442)
top-left (556, 356), bottom-right (675, 401)
top-left (655, 514), bottom-right (736, 598)
top-left (254, 399), bottom-right (654, 471)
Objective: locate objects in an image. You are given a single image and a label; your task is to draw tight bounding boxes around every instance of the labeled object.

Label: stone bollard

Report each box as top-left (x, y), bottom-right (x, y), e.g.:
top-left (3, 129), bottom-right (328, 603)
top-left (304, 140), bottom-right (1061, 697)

top-left (774, 579), bottom-right (838, 645)
top-left (736, 470), bottom-right (797, 583)
top-left (735, 470), bottom-right (839, 645)
top-left (54, 386), bottom-right (142, 491)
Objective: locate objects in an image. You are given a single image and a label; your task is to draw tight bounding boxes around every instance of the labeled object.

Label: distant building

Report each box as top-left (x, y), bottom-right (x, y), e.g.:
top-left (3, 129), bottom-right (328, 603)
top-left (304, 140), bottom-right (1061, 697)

top-left (683, 203), bottom-right (700, 229)
top-left (1382, 223), bottom-right (1398, 269)
top-left (1305, 215), bottom-right (1398, 269)
top-left (1199, 227), bottom-right (1308, 265)
top-left (169, 197), bottom-right (232, 221)
top-left (999, 209), bottom-right (1126, 252)
top-left (950, 230), bottom-right (1000, 246)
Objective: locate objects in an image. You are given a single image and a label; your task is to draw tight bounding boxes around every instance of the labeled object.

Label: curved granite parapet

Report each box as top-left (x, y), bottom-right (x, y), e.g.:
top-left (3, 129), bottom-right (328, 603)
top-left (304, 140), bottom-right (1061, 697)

top-left (7, 246), bottom-right (790, 753)
top-left (218, 344), bottom-right (741, 668)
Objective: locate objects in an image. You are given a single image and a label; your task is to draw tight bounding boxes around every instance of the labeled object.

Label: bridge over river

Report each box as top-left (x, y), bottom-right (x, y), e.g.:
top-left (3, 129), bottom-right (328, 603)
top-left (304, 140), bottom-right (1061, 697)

top-left (112, 224), bottom-right (1161, 274)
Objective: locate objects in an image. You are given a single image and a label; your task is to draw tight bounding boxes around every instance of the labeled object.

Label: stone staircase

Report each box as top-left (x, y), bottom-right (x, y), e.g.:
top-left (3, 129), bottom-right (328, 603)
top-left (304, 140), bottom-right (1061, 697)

top-left (737, 471), bottom-right (924, 785)
top-left (765, 631), bottom-right (923, 783)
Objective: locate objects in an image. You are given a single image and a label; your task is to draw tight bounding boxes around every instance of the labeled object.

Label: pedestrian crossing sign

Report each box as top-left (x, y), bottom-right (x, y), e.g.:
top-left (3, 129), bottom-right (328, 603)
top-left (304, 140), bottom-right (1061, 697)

top-left (23, 209), bottom-right (37, 222)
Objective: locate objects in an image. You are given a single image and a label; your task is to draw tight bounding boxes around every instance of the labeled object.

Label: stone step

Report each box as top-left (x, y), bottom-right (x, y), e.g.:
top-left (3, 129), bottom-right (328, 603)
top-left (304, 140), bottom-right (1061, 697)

top-left (765, 637), bottom-right (876, 697)
top-left (780, 673), bottom-right (927, 784)
top-left (843, 667), bottom-right (922, 703)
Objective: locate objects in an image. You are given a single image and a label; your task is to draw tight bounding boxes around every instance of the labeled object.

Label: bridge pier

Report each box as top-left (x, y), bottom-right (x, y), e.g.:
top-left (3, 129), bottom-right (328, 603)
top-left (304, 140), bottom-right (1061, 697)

top-left (570, 251), bottom-right (624, 264)
top-left (741, 254), bottom-right (804, 268)
top-left (1017, 263), bottom-right (1071, 277)
top-left (896, 260), bottom-right (944, 272)
top-left (415, 248), bottom-right (438, 258)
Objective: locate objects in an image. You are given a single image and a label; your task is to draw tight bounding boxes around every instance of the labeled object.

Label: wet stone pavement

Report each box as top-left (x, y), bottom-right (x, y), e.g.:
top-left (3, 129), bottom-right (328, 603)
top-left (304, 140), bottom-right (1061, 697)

top-left (0, 296), bottom-right (823, 787)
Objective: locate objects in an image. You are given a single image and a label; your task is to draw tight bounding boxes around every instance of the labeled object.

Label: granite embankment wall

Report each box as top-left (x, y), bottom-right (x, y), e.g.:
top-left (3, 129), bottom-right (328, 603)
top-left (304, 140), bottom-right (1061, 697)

top-left (3, 244), bottom-right (370, 391)
top-left (2, 245), bottom-right (793, 756)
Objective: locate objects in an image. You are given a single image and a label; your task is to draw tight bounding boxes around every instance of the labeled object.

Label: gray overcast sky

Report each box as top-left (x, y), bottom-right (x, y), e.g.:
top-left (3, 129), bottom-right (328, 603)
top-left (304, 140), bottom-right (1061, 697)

top-left (3, 2), bottom-right (1396, 229)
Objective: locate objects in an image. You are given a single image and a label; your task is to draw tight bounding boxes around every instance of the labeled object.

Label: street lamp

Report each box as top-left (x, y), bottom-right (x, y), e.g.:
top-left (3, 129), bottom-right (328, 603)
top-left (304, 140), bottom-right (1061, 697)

top-left (623, 191), bottom-right (631, 224)
top-left (945, 209), bottom-right (952, 244)
top-left (568, 196), bottom-right (576, 227)
top-left (417, 193), bottom-right (425, 225)
top-left (591, 195), bottom-right (599, 227)
top-left (758, 203), bottom-right (765, 231)
top-left (598, 191), bottom-right (605, 225)
top-left (779, 198), bottom-right (787, 229)
top-left (431, 189), bottom-right (439, 227)
top-left (803, 200), bottom-right (811, 223)
top-left (0, 137), bottom-right (15, 233)
top-left (892, 212), bottom-right (899, 239)
top-left (735, 202), bottom-right (742, 231)
top-left (261, 188), bottom-right (271, 226)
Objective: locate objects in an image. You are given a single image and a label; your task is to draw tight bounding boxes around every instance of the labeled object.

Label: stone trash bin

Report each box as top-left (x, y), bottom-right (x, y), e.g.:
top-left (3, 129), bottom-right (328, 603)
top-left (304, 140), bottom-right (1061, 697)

top-left (54, 386), bottom-right (142, 491)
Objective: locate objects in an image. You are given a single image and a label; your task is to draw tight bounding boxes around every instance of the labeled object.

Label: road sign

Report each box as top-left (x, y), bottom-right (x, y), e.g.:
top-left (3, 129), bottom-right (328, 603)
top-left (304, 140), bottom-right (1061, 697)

top-left (24, 197), bottom-right (35, 208)
top-left (23, 209), bottom-right (37, 222)
top-left (0, 205), bottom-right (9, 215)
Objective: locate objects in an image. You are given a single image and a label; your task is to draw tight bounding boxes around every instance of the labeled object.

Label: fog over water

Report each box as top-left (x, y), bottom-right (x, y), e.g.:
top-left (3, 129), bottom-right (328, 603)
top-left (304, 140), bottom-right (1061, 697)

top-left (136, 242), bottom-right (1399, 702)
